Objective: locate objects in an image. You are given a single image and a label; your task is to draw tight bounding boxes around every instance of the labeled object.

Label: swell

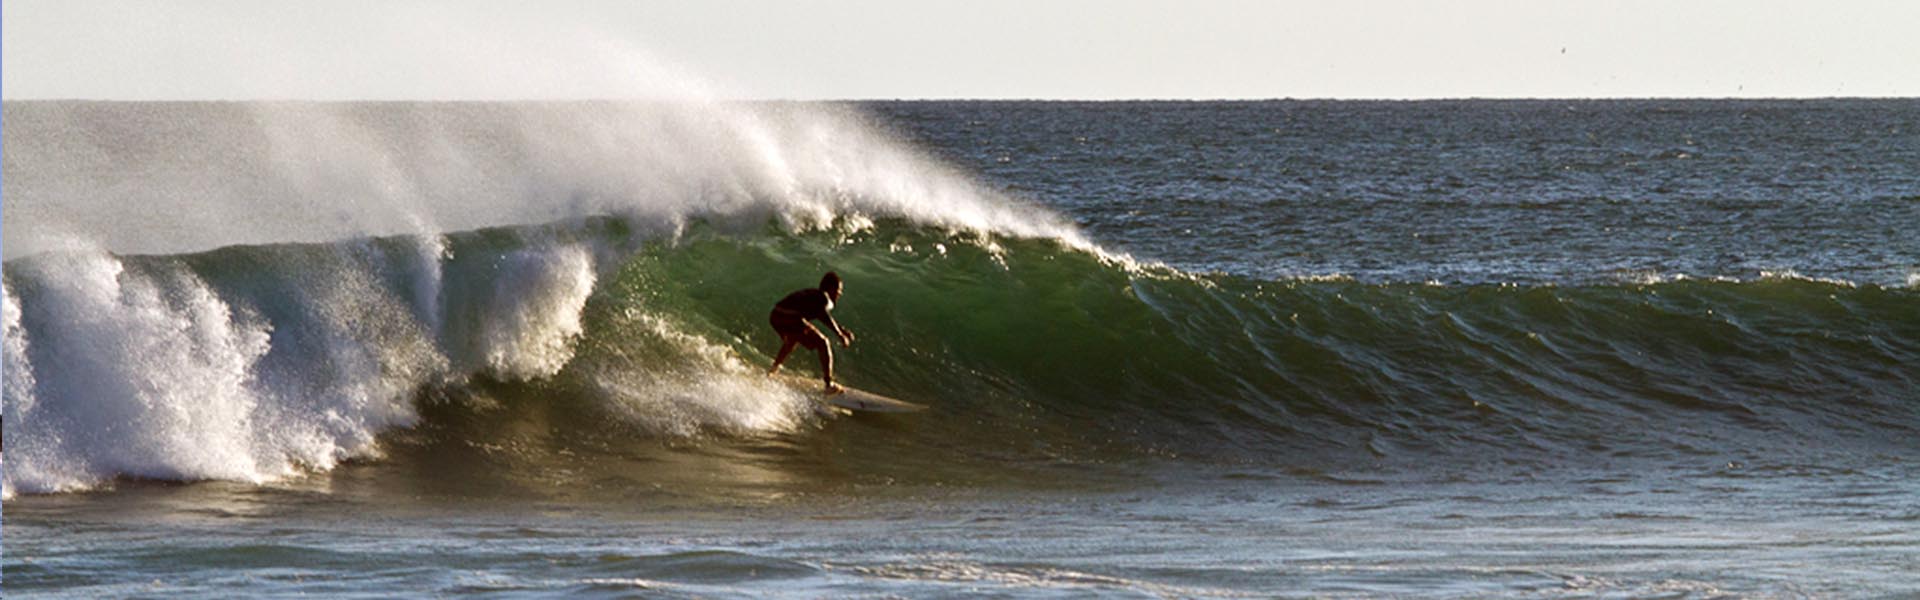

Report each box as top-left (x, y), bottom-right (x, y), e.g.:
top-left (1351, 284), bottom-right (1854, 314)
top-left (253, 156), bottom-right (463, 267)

top-left (6, 219), bottom-right (1916, 496)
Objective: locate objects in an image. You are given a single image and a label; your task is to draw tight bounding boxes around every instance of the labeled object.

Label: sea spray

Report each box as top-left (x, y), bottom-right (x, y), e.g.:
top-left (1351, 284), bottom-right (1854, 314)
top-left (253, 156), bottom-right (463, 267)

top-left (404, 226), bottom-right (451, 341)
top-left (1, 102), bottom-right (1086, 261)
top-left (240, 241), bottom-right (449, 466)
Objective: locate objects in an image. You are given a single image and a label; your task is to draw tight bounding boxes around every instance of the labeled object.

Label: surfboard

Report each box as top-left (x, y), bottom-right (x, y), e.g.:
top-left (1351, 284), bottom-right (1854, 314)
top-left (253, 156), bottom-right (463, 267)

top-left (777, 375), bottom-right (928, 413)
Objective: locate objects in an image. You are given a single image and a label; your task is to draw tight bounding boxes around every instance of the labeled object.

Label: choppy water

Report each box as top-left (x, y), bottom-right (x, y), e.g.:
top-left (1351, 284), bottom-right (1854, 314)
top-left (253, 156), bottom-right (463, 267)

top-left (10, 465), bottom-right (1916, 597)
top-left (4, 99), bottom-right (1918, 597)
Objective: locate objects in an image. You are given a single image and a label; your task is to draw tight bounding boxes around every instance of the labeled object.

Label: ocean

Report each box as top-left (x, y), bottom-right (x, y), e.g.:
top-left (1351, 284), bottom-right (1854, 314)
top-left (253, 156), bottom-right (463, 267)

top-left (3, 99), bottom-right (1917, 597)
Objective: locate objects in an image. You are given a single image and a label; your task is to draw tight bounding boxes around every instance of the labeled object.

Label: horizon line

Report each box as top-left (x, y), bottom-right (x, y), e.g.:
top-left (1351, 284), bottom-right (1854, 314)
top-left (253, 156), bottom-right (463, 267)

top-left (6, 95), bottom-right (1919, 103)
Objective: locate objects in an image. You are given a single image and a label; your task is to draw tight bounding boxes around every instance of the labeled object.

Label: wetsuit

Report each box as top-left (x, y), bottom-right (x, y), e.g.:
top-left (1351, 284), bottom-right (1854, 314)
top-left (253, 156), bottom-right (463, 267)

top-left (769, 288), bottom-right (837, 350)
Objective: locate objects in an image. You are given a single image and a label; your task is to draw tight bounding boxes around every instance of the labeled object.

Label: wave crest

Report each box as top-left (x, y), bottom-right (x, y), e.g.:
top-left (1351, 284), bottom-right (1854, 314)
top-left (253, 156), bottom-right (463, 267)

top-left (5, 220), bottom-right (1916, 495)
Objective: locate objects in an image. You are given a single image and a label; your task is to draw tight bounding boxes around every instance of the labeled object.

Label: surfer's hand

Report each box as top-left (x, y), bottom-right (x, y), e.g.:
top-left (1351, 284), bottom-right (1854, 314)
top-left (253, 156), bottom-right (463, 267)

top-left (838, 327), bottom-right (855, 346)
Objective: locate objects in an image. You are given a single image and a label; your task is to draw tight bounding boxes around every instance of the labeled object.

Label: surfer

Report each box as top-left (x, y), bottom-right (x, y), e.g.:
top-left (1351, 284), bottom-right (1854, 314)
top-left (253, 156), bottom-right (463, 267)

top-left (767, 271), bottom-right (855, 394)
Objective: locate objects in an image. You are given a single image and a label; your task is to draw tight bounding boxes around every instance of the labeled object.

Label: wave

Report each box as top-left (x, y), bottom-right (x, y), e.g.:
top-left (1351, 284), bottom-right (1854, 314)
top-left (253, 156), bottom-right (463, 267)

top-left (1, 98), bottom-right (1096, 497)
top-left (6, 218), bottom-right (1916, 496)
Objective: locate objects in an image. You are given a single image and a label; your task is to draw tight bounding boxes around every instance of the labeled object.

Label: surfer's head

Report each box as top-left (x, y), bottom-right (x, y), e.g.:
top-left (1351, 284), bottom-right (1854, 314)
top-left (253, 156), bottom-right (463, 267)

top-left (821, 271), bottom-right (843, 300)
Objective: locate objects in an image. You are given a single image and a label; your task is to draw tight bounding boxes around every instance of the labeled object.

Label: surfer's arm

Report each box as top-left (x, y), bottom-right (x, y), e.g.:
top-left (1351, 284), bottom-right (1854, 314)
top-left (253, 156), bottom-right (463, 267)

top-left (819, 312), bottom-right (853, 346)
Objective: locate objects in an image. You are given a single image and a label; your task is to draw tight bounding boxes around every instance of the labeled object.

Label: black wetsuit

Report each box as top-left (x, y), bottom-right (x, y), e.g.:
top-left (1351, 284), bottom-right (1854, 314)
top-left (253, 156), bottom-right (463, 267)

top-left (770, 288), bottom-right (835, 349)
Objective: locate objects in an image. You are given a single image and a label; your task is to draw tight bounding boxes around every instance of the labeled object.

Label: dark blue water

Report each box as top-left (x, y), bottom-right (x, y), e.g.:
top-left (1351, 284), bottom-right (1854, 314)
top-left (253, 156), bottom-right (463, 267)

top-left (871, 100), bottom-right (1920, 285)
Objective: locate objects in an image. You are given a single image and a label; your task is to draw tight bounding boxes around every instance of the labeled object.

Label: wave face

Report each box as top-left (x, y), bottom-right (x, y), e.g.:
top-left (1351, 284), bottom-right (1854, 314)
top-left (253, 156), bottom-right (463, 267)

top-left (592, 224), bottom-right (1919, 468)
top-left (6, 220), bottom-right (1916, 496)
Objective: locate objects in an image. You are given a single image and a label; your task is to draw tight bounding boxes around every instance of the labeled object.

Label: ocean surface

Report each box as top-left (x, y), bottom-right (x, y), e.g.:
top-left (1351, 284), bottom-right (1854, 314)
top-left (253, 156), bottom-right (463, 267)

top-left (3, 99), bottom-right (1918, 598)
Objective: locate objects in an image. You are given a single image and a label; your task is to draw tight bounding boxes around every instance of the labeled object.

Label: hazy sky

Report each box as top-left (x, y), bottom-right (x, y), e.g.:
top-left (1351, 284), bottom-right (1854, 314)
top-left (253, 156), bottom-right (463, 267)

top-left (5, 0), bottom-right (1917, 100)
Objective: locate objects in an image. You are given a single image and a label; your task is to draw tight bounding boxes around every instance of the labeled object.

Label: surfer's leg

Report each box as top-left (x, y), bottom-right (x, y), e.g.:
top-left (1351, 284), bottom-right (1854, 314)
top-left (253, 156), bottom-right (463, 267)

top-left (769, 312), bottom-right (810, 375)
top-left (794, 325), bottom-right (840, 394)
top-left (816, 345), bottom-right (841, 394)
top-left (769, 338), bottom-right (799, 374)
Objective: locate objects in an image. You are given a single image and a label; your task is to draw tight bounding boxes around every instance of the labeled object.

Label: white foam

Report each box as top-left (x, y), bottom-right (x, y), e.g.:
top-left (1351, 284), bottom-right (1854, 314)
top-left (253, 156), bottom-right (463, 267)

top-left (3, 285), bottom-right (36, 500)
top-left (1613, 270), bottom-right (1687, 285)
top-left (477, 245), bottom-right (598, 381)
top-left (586, 312), bottom-right (809, 437)
top-left (3, 283), bottom-right (35, 415)
top-left (2, 252), bottom-right (272, 493)
top-left (1757, 269), bottom-right (1859, 288)
top-left (0, 248), bottom-right (453, 495)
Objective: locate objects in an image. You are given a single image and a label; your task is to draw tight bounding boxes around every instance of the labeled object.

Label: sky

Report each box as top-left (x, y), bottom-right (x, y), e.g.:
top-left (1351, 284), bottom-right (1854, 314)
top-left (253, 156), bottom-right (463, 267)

top-left (4, 0), bottom-right (1918, 100)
